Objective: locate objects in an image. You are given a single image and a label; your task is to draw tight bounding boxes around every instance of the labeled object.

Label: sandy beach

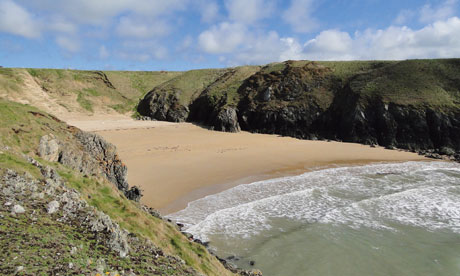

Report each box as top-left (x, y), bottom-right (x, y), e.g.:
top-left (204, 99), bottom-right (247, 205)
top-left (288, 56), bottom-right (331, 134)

top-left (67, 116), bottom-right (428, 214)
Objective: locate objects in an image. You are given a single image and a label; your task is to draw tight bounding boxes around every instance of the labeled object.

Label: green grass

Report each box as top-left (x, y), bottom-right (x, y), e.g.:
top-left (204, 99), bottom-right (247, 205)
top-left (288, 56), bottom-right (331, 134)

top-left (204, 66), bottom-right (260, 107)
top-left (0, 68), bottom-right (182, 115)
top-left (0, 99), bottom-right (68, 153)
top-left (77, 92), bottom-right (93, 112)
top-left (82, 88), bottom-right (100, 96)
top-left (27, 68), bottom-right (40, 77)
top-left (0, 68), bottom-right (23, 92)
top-left (0, 99), bottom-right (233, 276)
top-left (2, 59), bottom-right (460, 118)
top-left (155, 69), bottom-right (229, 105)
top-left (56, 163), bottom-right (231, 276)
top-left (0, 181), bottom-right (193, 275)
top-left (0, 152), bottom-right (41, 178)
top-left (348, 59), bottom-right (460, 108)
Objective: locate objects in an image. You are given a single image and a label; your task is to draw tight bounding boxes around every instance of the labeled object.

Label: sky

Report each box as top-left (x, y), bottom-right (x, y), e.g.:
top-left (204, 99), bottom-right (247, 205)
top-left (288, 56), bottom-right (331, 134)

top-left (0, 0), bottom-right (459, 71)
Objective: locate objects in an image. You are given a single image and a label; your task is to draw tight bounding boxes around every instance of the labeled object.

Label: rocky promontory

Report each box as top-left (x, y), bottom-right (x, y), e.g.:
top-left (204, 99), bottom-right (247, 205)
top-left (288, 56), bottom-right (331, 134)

top-left (137, 59), bottom-right (460, 160)
top-left (0, 99), bottom-right (250, 275)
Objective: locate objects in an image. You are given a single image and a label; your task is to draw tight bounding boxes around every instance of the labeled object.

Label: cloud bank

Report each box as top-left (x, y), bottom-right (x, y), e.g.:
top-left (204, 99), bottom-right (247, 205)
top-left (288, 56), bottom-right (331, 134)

top-left (0, 0), bottom-right (459, 69)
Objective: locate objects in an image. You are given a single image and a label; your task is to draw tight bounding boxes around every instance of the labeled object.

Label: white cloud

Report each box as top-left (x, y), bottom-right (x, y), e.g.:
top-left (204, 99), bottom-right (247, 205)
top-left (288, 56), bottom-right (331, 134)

top-left (302, 17), bottom-right (460, 60)
top-left (303, 30), bottom-right (354, 60)
top-left (116, 17), bottom-right (169, 38)
top-left (420, 0), bottom-right (458, 23)
top-left (0, 0), bottom-right (41, 38)
top-left (199, 23), bottom-right (307, 65)
top-left (201, 16), bottom-right (460, 66)
top-left (233, 32), bottom-right (306, 65)
top-left (55, 36), bottom-right (80, 53)
top-left (17, 0), bottom-right (189, 25)
top-left (225, 0), bottom-right (275, 24)
top-left (99, 45), bottom-right (110, 59)
top-left (198, 22), bottom-right (248, 54)
top-left (282, 0), bottom-right (318, 33)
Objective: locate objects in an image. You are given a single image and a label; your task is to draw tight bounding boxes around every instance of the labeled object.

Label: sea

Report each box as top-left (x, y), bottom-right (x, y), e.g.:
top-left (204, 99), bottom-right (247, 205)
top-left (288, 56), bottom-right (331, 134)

top-left (167, 161), bottom-right (460, 276)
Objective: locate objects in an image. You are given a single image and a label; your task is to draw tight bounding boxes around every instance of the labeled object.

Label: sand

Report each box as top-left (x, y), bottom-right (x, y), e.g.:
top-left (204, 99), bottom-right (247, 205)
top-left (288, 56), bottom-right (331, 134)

top-left (67, 116), bottom-right (428, 214)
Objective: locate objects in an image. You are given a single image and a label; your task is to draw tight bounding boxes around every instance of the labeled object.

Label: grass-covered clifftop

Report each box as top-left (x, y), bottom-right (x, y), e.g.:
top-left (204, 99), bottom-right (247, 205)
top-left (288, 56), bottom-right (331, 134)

top-left (136, 59), bottom-right (460, 159)
top-left (0, 68), bottom-right (181, 115)
top-left (0, 99), bottom-right (236, 275)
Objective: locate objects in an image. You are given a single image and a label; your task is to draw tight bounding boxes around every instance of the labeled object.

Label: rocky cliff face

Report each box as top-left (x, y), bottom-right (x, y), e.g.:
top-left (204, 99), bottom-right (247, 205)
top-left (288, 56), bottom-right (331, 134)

top-left (318, 92), bottom-right (460, 155)
top-left (0, 158), bottom-right (198, 275)
top-left (38, 129), bottom-right (142, 201)
top-left (137, 59), bottom-right (460, 159)
top-left (237, 62), bottom-right (336, 139)
top-left (137, 90), bottom-right (189, 122)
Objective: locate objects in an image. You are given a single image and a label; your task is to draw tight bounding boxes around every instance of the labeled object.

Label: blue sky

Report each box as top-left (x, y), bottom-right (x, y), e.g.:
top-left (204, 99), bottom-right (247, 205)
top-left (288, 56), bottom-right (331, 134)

top-left (0, 0), bottom-right (459, 71)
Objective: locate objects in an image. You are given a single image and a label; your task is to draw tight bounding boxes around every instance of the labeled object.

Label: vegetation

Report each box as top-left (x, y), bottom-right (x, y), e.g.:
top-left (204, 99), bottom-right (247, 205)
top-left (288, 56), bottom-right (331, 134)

top-left (0, 68), bottom-right (181, 115)
top-left (253, 59), bottom-right (460, 109)
top-left (204, 66), bottom-right (260, 107)
top-left (0, 100), bottom-right (233, 275)
top-left (151, 69), bottom-right (229, 105)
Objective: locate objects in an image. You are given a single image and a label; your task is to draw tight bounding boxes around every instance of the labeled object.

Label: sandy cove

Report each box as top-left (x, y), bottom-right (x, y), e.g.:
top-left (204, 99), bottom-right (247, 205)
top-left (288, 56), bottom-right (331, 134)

top-left (66, 115), bottom-right (428, 214)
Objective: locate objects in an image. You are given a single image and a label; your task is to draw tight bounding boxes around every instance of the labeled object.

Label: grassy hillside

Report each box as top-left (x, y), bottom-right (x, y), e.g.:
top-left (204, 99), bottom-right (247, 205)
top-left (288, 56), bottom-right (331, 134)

top-left (0, 68), bottom-right (181, 116)
top-left (2, 59), bottom-right (458, 122)
top-left (151, 68), bottom-right (230, 105)
top-left (348, 59), bottom-right (460, 108)
top-left (0, 99), bottom-right (234, 275)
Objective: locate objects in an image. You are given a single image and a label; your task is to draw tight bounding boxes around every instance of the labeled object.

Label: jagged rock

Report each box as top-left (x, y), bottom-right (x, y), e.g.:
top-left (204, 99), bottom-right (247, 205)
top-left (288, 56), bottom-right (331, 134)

top-left (47, 200), bottom-right (60, 214)
top-left (125, 186), bottom-right (142, 202)
top-left (38, 134), bottom-right (59, 162)
top-left (137, 90), bottom-right (189, 122)
top-left (73, 131), bottom-right (129, 192)
top-left (44, 130), bottom-right (142, 202)
top-left (88, 210), bottom-right (130, 258)
top-left (215, 107), bottom-right (241, 132)
top-left (12, 204), bottom-right (25, 214)
top-left (262, 87), bottom-right (272, 102)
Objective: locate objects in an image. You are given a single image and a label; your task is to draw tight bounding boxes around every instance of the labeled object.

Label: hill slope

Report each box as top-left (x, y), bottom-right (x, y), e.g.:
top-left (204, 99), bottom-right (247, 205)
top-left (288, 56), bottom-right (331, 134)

top-left (0, 99), bottom-right (247, 275)
top-left (0, 68), bottom-right (181, 117)
top-left (137, 59), bottom-right (460, 160)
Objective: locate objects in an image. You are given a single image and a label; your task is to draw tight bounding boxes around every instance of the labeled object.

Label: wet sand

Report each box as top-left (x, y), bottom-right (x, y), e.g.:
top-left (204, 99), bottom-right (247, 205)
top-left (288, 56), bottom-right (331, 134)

top-left (68, 116), bottom-right (428, 214)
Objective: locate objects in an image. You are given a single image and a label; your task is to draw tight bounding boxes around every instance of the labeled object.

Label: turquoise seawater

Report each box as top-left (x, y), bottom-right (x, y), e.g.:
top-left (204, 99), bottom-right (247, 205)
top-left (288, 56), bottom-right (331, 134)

top-left (168, 162), bottom-right (460, 276)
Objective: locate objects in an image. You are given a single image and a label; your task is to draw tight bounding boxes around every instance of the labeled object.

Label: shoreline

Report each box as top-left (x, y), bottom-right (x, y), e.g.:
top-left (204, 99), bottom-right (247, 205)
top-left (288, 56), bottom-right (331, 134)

top-left (66, 116), bottom-right (429, 215)
top-left (160, 159), bottom-right (423, 215)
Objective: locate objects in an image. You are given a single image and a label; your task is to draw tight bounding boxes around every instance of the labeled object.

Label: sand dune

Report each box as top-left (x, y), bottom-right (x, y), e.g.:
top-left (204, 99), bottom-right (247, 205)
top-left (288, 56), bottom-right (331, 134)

top-left (68, 116), bottom-right (428, 214)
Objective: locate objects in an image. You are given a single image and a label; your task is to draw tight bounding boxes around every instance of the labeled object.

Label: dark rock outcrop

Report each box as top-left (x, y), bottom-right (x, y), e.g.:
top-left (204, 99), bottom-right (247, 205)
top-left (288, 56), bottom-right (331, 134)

top-left (136, 59), bottom-right (460, 159)
top-left (38, 129), bottom-right (142, 201)
top-left (318, 93), bottom-right (460, 153)
top-left (73, 131), bottom-right (129, 191)
top-left (188, 94), bottom-right (241, 132)
top-left (137, 90), bottom-right (189, 122)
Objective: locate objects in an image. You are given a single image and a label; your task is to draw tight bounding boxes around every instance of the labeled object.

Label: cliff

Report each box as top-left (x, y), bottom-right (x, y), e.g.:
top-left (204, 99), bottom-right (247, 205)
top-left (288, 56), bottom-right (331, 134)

top-left (138, 59), bottom-right (460, 160)
top-left (0, 99), bottom-right (247, 275)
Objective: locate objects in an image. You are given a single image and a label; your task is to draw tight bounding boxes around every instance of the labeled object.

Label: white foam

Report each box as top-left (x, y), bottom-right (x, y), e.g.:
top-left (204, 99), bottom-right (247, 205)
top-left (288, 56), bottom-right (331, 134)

top-left (167, 161), bottom-right (460, 240)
